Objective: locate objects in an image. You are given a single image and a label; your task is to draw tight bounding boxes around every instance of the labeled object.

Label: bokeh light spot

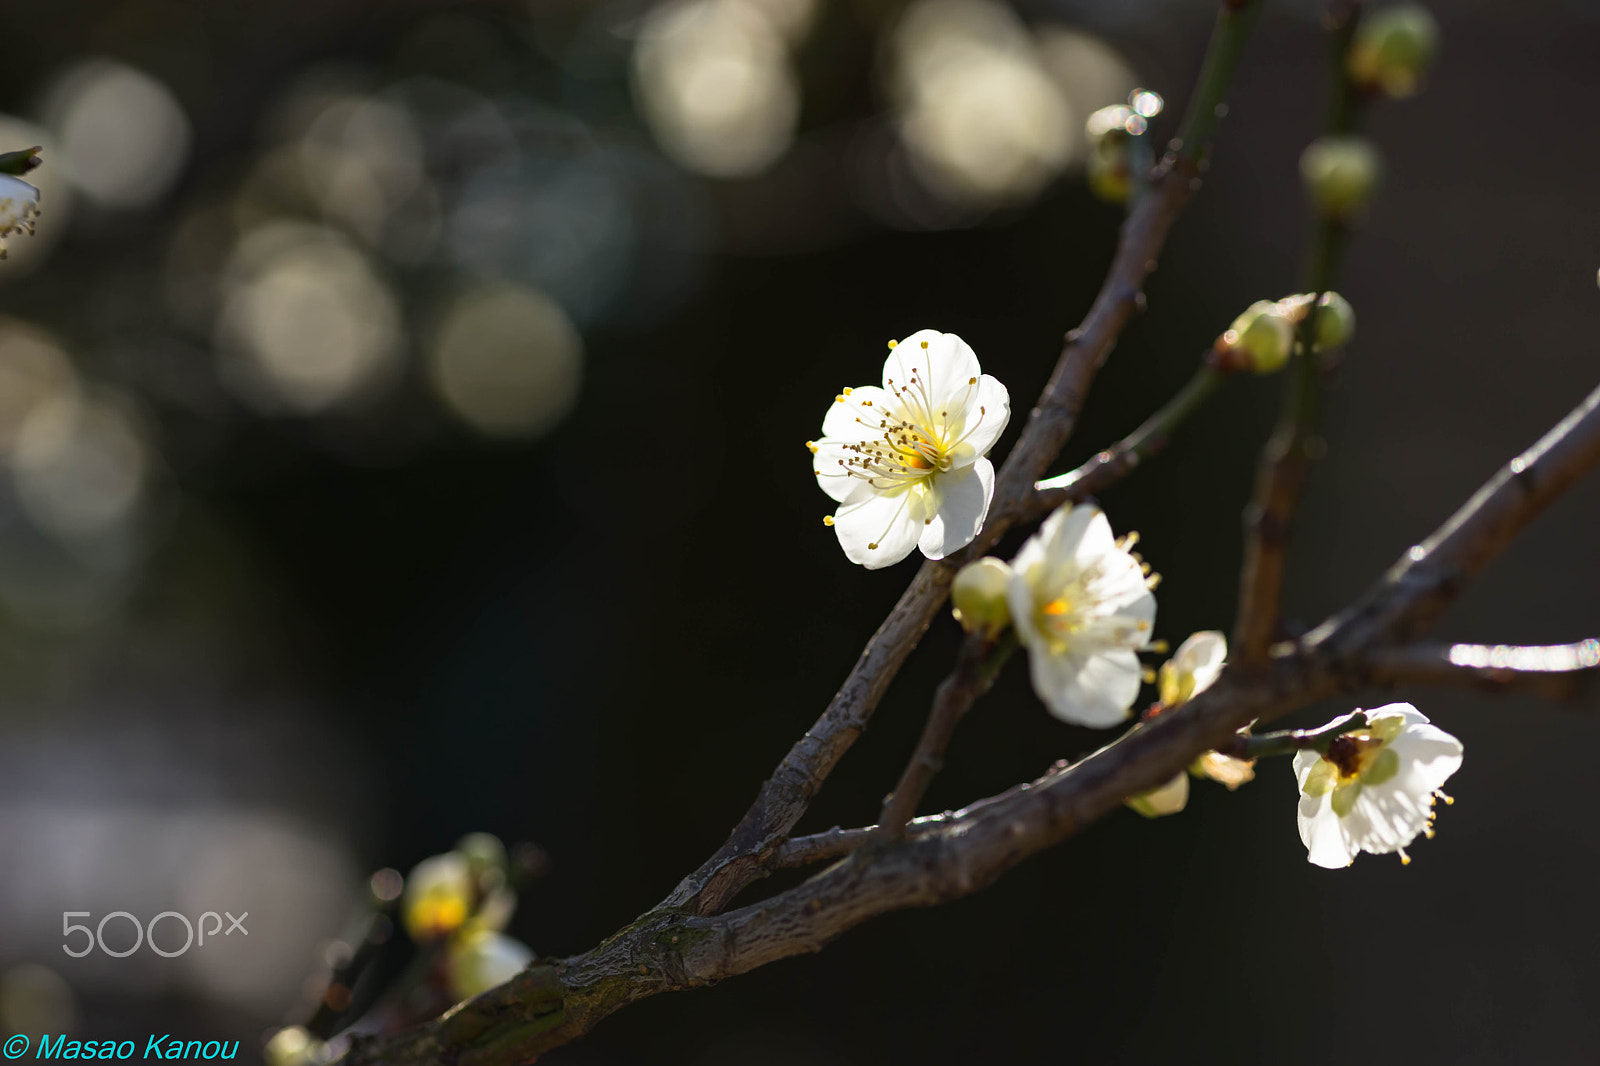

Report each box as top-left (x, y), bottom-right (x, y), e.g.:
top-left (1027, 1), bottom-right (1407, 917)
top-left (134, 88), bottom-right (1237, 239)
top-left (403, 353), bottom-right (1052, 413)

top-left (633, 0), bottom-right (800, 178)
top-left (427, 284), bottom-right (583, 439)
top-left (218, 224), bottom-right (404, 415)
top-left (44, 59), bottom-right (191, 210)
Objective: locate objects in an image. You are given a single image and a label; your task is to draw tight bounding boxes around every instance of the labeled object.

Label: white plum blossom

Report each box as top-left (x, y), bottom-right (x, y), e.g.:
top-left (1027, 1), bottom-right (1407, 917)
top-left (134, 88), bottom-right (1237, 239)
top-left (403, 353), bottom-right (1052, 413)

top-left (811, 330), bottom-right (1009, 568)
top-left (1006, 503), bottom-right (1158, 727)
top-left (1293, 702), bottom-right (1463, 869)
top-left (0, 174), bottom-right (40, 258)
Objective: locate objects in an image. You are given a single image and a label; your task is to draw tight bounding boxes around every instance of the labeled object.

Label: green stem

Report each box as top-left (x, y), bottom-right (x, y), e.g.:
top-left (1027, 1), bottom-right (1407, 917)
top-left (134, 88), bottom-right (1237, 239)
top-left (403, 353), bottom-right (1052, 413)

top-left (1171, 0), bottom-right (1266, 164)
top-left (1221, 710), bottom-right (1370, 759)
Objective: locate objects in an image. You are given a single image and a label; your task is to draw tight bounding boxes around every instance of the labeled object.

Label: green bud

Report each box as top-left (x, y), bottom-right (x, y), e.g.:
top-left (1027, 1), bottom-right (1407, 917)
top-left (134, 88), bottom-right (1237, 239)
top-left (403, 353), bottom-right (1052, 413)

top-left (1300, 136), bottom-right (1382, 220)
top-left (951, 557), bottom-right (1012, 638)
top-left (1274, 291), bottom-right (1357, 351)
top-left (1348, 5), bottom-right (1439, 100)
top-left (263, 1028), bottom-right (320, 1066)
top-left (456, 832), bottom-right (508, 884)
top-left (1084, 105), bottom-right (1135, 205)
top-left (1223, 300), bottom-right (1294, 374)
top-left (1312, 291), bottom-right (1356, 350)
top-left (1126, 772), bottom-right (1189, 818)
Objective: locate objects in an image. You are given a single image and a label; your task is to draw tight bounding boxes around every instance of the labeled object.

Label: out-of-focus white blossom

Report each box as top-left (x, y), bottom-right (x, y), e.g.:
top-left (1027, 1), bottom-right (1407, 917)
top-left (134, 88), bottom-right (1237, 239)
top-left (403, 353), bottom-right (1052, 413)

top-left (1006, 504), bottom-right (1157, 727)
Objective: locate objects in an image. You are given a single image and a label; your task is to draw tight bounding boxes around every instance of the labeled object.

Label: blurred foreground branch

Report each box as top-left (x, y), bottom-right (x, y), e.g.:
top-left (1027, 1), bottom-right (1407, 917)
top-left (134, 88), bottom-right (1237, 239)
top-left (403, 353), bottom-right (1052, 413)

top-left (1364, 640), bottom-right (1600, 701)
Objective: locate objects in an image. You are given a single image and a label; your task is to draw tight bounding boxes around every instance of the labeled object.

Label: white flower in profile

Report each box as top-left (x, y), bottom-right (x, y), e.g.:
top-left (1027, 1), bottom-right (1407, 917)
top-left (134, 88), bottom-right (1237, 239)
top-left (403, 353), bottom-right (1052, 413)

top-left (1158, 630), bottom-right (1226, 708)
top-left (1006, 503), bottom-right (1158, 727)
top-left (1293, 702), bottom-right (1463, 869)
top-left (810, 329), bottom-right (1009, 568)
top-left (0, 174), bottom-right (40, 258)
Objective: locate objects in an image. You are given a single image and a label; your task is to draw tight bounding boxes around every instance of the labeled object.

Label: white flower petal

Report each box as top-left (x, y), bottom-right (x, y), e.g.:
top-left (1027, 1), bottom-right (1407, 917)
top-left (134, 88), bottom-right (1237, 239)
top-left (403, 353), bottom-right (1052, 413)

top-left (1173, 631), bottom-right (1227, 695)
top-left (883, 330), bottom-right (981, 410)
top-left (917, 458), bottom-right (993, 559)
top-left (946, 374), bottom-right (1010, 461)
top-left (1384, 725), bottom-right (1464, 793)
top-left (1292, 749), bottom-right (1323, 792)
top-left (820, 385), bottom-right (894, 438)
top-left (1031, 647), bottom-right (1141, 727)
top-left (1344, 781), bottom-right (1433, 855)
top-left (1298, 792), bottom-right (1356, 868)
top-left (1007, 570), bottom-right (1044, 648)
top-left (832, 489), bottom-right (921, 569)
top-left (813, 440), bottom-right (871, 502)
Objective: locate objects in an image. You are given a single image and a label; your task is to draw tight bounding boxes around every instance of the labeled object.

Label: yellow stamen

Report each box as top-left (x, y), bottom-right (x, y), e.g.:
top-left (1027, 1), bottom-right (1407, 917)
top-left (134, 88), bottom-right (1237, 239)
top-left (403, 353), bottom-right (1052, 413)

top-left (842, 387), bottom-right (853, 395)
top-left (823, 515), bottom-right (834, 526)
top-left (887, 339), bottom-right (898, 349)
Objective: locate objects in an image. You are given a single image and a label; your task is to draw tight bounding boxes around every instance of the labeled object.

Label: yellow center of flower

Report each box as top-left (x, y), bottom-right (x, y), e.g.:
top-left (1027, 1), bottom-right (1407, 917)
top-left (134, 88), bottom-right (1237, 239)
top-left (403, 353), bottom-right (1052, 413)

top-left (824, 367), bottom-right (987, 493)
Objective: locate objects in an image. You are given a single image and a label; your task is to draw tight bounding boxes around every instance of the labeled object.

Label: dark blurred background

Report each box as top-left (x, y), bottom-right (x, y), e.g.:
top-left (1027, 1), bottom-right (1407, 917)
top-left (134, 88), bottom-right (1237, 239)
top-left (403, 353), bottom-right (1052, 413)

top-left (1, 0), bottom-right (1599, 1062)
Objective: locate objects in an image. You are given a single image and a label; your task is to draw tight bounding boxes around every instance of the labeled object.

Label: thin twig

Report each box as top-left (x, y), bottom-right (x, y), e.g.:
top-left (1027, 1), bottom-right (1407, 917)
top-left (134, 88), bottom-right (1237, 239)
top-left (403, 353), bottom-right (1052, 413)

top-left (1214, 709), bottom-right (1368, 759)
top-left (662, 2), bottom-right (1267, 918)
top-left (772, 826), bottom-right (879, 869)
top-left (1364, 640), bottom-right (1600, 701)
top-left (875, 632), bottom-right (1019, 840)
top-left (1026, 362), bottom-right (1228, 523)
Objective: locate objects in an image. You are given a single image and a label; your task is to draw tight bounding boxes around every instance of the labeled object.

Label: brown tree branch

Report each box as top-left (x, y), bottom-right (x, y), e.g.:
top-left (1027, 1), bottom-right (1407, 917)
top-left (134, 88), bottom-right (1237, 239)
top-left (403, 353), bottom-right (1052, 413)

top-left (874, 632), bottom-right (1018, 839)
top-left (1363, 640), bottom-right (1600, 701)
top-left (1308, 379), bottom-right (1600, 654)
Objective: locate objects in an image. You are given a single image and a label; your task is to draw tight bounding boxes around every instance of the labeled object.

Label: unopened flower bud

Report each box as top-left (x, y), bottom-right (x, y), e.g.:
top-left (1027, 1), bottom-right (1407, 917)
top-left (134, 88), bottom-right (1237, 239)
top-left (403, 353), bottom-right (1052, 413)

top-left (1084, 105), bottom-right (1135, 204)
top-left (456, 832), bottom-right (508, 884)
top-left (1300, 136), bottom-right (1382, 220)
top-left (402, 852), bottom-right (475, 942)
top-left (1126, 772), bottom-right (1189, 818)
top-left (1311, 291), bottom-right (1356, 350)
top-left (263, 1028), bottom-right (320, 1066)
top-left (1348, 5), bottom-right (1439, 100)
top-left (951, 557), bottom-right (1012, 637)
top-left (1221, 300), bottom-right (1294, 374)
top-left (1275, 291), bottom-right (1356, 351)
top-left (1190, 751), bottom-right (1256, 790)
